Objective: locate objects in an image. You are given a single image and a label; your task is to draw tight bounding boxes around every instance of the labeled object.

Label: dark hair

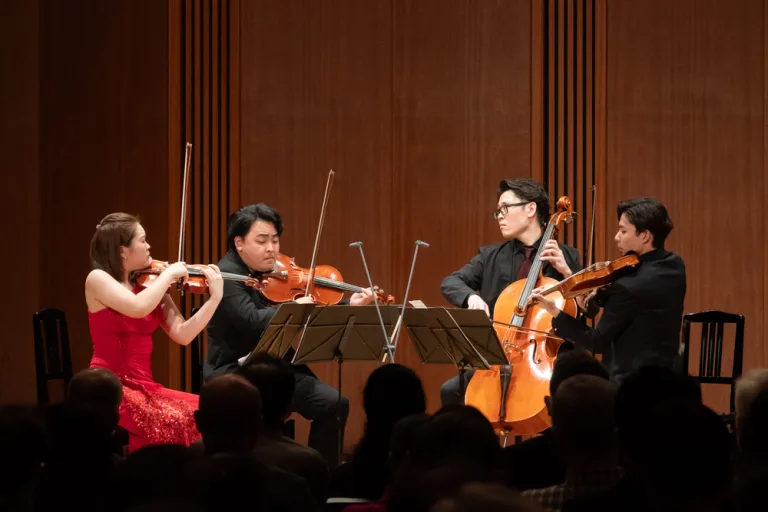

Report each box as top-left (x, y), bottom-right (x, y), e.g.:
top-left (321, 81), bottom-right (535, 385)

top-left (235, 353), bottom-right (295, 428)
top-left (614, 365), bottom-right (701, 463)
top-left (738, 387), bottom-right (768, 469)
top-left (90, 212), bottom-right (141, 280)
top-left (390, 413), bottom-right (431, 465)
top-left (642, 400), bottom-right (731, 500)
top-left (498, 178), bottom-right (550, 226)
top-left (363, 364), bottom-right (427, 427)
top-left (343, 365), bottom-right (427, 502)
top-left (68, 368), bottom-right (123, 408)
top-left (226, 203), bottom-right (283, 252)
top-left (616, 197), bottom-right (673, 248)
top-left (550, 349), bottom-right (609, 395)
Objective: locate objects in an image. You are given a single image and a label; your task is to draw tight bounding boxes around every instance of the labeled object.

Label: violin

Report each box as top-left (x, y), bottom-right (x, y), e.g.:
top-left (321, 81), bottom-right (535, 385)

top-left (256, 253), bottom-right (395, 305)
top-left (464, 196), bottom-right (579, 437)
top-left (536, 253), bottom-right (640, 300)
top-left (133, 143), bottom-right (260, 297)
top-left (134, 259), bottom-right (260, 295)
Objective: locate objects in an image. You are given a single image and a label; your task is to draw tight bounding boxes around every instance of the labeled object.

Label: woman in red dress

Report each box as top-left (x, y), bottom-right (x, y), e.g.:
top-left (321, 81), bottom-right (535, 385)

top-left (84, 212), bottom-right (223, 452)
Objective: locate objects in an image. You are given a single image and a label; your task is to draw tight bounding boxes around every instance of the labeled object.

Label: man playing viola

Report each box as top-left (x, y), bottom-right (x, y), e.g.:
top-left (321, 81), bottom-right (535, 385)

top-left (204, 203), bottom-right (375, 467)
top-left (530, 197), bottom-right (686, 385)
top-left (439, 178), bottom-right (592, 406)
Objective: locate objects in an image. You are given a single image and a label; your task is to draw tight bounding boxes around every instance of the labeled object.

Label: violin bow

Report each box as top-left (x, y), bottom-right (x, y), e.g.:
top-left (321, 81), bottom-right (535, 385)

top-left (177, 142), bottom-right (193, 295)
top-left (587, 185), bottom-right (596, 269)
top-left (581, 185), bottom-right (597, 310)
top-left (304, 169), bottom-right (335, 300)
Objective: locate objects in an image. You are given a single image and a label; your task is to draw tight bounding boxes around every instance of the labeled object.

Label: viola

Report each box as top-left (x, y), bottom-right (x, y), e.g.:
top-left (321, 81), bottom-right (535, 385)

top-left (134, 260), bottom-right (260, 295)
top-left (537, 253), bottom-right (640, 300)
top-left (257, 253), bottom-right (395, 305)
top-left (464, 196), bottom-right (579, 437)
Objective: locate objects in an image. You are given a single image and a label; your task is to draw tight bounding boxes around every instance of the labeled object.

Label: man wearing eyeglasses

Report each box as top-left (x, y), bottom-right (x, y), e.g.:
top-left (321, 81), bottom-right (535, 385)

top-left (439, 178), bottom-right (589, 406)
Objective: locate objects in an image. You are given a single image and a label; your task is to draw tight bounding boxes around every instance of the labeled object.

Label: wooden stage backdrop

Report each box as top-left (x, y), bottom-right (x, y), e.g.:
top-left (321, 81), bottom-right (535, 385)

top-left (2, 0), bottom-right (767, 453)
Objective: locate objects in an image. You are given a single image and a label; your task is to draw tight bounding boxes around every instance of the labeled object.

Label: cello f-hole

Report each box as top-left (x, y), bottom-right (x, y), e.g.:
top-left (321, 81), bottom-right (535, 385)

top-left (530, 338), bottom-right (542, 365)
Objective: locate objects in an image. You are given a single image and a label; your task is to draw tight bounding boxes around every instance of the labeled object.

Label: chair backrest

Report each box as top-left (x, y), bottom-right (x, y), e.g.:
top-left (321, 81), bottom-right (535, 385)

top-left (681, 310), bottom-right (745, 413)
top-left (190, 307), bottom-right (204, 393)
top-left (32, 308), bottom-right (74, 404)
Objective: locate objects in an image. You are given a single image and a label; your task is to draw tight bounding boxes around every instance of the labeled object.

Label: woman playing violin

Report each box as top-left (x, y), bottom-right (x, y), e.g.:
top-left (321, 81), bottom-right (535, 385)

top-left (205, 203), bottom-right (375, 467)
top-left (529, 198), bottom-right (686, 385)
top-left (85, 212), bottom-right (224, 452)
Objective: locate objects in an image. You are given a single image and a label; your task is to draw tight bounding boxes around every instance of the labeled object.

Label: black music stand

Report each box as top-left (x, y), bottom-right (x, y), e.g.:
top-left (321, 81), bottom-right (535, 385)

top-left (240, 303), bottom-right (316, 366)
top-left (291, 305), bottom-right (399, 464)
top-left (402, 307), bottom-right (507, 396)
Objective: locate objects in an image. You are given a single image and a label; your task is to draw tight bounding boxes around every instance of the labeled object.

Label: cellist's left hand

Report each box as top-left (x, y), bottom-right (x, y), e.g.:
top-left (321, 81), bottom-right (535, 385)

top-left (350, 287), bottom-right (375, 306)
top-left (529, 287), bottom-right (560, 317)
top-left (539, 240), bottom-right (571, 278)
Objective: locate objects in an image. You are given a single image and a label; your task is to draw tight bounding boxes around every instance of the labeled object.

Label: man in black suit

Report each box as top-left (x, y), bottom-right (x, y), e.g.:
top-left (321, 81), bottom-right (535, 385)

top-left (204, 203), bottom-right (375, 467)
top-left (530, 197), bottom-right (687, 385)
top-left (439, 178), bottom-right (593, 406)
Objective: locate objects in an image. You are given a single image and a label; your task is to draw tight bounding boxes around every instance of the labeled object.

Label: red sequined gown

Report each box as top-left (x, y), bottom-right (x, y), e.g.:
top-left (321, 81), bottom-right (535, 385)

top-left (88, 287), bottom-right (201, 452)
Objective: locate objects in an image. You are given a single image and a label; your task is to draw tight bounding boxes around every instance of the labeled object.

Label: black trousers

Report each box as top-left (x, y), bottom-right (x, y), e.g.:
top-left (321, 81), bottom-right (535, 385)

top-left (291, 366), bottom-right (349, 468)
top-left (439, 369), bottom-right (477, 407)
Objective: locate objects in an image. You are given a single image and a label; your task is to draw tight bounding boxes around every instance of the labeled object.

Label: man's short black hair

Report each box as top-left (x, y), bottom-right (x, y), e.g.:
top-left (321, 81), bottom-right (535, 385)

top-left (498, 178), bottom-right (550, 226)
top-left (617, 197), bottom-right (673, 248)
top-left (227, 203), bottom-right (283, 252)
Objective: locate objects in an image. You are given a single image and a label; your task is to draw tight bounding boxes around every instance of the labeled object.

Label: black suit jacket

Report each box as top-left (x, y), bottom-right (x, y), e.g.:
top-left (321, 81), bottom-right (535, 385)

top-left (441, 238), bottom-right (586, 316)
top-left (551, 248), bottom-right (687, 384)
top-left (204, 250), bottom-right (279, 378)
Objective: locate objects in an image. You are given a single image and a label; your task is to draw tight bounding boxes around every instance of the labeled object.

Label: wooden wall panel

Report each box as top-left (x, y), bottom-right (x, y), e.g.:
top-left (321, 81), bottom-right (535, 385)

top-left (605, 0), bottom-right (765, 411)
top-left (537, 0), bottom-right (605, 268)
top-left (764, 0), bottom-right (768, 373)
top-left (0, 0), bottom-right (40, 404)
top-left (169, 0), bottom-right (241, 392)
top-left (240, 0), bottom-right (395, 451)
top-left (38, 0), bottom-right (173, 387)
top-left (391, 0), bottom-right (532, 410)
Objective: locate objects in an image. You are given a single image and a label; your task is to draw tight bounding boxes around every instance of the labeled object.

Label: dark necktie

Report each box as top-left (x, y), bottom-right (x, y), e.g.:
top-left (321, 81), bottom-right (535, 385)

top-left (516, 246), bottom-right (536, 280)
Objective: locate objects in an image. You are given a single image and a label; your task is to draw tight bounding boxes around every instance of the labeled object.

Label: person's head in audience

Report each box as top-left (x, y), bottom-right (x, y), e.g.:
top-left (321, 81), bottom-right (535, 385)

top-left (364, 363), bottom-right (426, 434)
top-left (112, 444), bottom-right (198, 510)
top-left (737, 386), bottom-right (768, 472)
top-left (613, 365), bottom-right (701, 469)
top-left (550, 374), bottom-right (617, 468)
top-left (353, 363), bottom-right (426, 463)
top-left (236, 353), bottom-right (295, 432)
top-left (545, 348), bottom-right (610, 415)
top-left (734, 368), bottom-right (768, 434)
top-left (388, 406), bottom-right (502, 512)
top-left (431, 482), bottom-right (546, 512)
top-left (337, 364), bottom-right (427, 501)
top-left (194, 374), bottom-right (262, 455)
top-left (186, 454), bottom-right (269, 511)
top-left (0, 405), bottom-right (48, 509)
top-left (640, 400), bottom-right (731, 511)
top-left (388, 413), bottom-right (431, 476)
top-left (68, 367), bottom-right (123, 434)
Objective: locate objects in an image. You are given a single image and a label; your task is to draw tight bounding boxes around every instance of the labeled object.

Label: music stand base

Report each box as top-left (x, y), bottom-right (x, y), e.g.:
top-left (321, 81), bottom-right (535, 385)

top-left (458, 367), bottom-right (468, 399)
top-left (336, 353), bottom-right (343, 466)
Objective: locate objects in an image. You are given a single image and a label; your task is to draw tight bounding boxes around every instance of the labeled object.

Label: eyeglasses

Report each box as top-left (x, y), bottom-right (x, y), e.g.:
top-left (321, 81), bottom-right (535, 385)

top-left (493, 202), bottom-right (529, 219)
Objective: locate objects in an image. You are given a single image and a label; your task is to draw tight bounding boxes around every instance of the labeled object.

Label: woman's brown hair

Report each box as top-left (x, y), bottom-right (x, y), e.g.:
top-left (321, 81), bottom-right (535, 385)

top-left (90, 213), bottom-right (141, 281)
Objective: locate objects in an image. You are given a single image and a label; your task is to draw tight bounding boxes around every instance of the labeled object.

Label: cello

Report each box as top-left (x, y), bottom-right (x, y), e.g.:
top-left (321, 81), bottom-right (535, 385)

top-left (464, 196), bottom-right (579, 437)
